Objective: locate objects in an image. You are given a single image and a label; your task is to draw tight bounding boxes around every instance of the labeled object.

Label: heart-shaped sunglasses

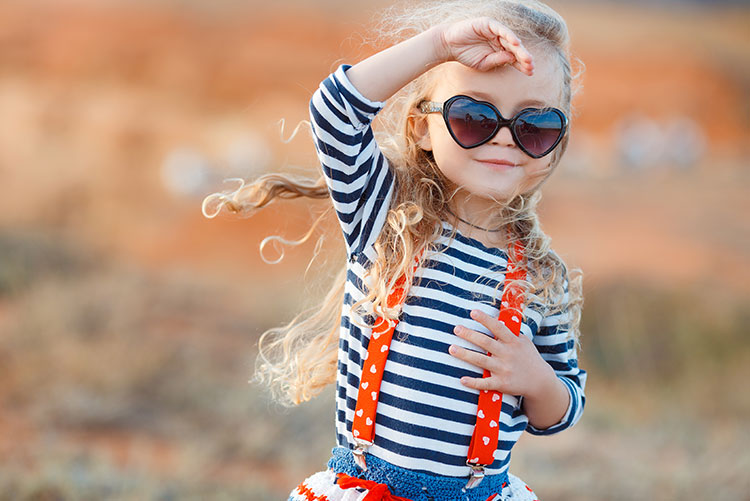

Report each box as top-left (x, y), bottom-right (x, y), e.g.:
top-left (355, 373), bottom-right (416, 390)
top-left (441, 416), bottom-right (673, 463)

top-left (419, 95), bottom-right (568, 159)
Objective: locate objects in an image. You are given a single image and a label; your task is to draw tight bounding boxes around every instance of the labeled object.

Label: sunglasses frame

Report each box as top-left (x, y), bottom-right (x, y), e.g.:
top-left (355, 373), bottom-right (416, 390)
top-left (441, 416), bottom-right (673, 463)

top-left (419, 95), bottom-right (568, 159)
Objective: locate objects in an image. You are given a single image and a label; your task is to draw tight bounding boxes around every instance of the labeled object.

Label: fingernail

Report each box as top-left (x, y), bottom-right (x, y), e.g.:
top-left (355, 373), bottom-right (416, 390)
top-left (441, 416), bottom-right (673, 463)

top-left (449, 345), bottom-right (457, 354)
top-left (454, 325), bottom-right (462, 335)
top-left (470, 310), bottom-right (480, 318)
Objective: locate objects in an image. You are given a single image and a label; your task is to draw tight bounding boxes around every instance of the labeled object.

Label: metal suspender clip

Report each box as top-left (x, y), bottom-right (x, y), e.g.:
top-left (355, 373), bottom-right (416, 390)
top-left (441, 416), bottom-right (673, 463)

top-left (352, 439), bottom-right (372, 472)
top-left (465, 461), bottom-right (486, 489)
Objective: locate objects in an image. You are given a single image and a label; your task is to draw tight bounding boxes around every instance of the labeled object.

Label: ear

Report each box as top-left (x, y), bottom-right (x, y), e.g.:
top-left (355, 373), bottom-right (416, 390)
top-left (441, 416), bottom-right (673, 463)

top-left (410, 112), bottom-right (433, 152)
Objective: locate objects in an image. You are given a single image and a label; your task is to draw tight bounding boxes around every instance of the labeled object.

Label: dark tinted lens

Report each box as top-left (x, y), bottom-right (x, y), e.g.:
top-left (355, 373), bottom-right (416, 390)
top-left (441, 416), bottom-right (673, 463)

top-left (445, 98), bottom-right (498, 147)
top-left (514, 109), bottom-right (564, 157)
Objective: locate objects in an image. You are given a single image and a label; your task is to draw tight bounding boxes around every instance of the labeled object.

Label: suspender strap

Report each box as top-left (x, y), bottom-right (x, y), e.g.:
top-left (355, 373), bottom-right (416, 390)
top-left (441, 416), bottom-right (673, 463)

top-left (352, 253), bottom-right (422, 467)
top-left (466, 240), bottom-right (526, 487)
top-left (352, 274), bottom-right (409, 444)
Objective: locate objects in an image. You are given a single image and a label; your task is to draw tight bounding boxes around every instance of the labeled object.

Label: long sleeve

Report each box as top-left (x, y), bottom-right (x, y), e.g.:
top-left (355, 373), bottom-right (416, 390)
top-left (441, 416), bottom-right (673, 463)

top-left (525, 268), bottom-right (587, 435)
top-left (309, 64), bottom-right (396, 259)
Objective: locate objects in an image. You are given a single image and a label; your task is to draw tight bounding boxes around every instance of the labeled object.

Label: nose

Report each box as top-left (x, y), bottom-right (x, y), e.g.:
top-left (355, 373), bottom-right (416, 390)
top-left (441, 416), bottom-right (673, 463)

top-left (490, 124), bottom-right (516, 148)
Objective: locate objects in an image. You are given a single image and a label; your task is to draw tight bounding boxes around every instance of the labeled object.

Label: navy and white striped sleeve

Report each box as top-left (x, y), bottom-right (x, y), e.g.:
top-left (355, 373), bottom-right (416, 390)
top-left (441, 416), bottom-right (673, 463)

top-left (309, 64), bottom-right (396, 258)
top-left (526, 271), bottom-right (587, 435)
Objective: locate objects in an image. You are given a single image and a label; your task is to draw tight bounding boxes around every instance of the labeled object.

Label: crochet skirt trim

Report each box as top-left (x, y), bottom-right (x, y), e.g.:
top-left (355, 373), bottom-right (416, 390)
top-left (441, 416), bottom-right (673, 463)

top-left (288, 447), bottom-right (539, 501)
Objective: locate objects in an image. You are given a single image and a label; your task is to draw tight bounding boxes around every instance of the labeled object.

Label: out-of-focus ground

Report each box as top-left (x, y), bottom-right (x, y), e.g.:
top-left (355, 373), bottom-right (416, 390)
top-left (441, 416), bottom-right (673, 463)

top-left (0, 0), bottom-right (748, 499)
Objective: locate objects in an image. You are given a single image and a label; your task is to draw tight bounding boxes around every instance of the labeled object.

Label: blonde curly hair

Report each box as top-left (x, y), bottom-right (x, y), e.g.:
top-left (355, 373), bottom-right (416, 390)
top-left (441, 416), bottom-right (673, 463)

top-left (202, 0), bottom-right (585, 406)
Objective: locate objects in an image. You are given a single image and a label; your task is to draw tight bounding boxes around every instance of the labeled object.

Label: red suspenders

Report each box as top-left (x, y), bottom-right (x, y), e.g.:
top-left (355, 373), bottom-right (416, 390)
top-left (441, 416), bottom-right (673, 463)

top-left (351, 258), bottom-right (419, 468)
top-left (465, 239), bottom-right (526, 488)
top-left (351, 240), bottom-right (526, 489)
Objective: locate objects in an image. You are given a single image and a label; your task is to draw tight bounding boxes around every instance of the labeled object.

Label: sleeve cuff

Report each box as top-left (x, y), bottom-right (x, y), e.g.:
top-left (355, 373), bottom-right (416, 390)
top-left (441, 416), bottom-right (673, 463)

top-left (332, 64), bottom-right (387, 128)
top-left (525, 376), bottom-right (581, 436)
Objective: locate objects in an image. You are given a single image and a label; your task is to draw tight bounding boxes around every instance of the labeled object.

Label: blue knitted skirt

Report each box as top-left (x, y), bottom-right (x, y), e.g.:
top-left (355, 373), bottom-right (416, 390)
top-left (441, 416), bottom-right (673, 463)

top-left (288, 447), bottom-right (538, 501)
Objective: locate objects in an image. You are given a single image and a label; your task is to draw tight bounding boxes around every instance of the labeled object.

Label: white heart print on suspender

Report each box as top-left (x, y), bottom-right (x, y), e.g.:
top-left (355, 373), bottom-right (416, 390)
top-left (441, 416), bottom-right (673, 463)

top-left (350, 235), bottom-right (527, 489)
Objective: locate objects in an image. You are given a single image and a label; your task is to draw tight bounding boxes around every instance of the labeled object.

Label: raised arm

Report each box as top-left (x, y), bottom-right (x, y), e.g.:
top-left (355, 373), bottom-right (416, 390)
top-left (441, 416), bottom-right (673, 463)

top-left (308, 19), bottom-right (534, 257)
top-left (345, 18), bottom-right (535, 103)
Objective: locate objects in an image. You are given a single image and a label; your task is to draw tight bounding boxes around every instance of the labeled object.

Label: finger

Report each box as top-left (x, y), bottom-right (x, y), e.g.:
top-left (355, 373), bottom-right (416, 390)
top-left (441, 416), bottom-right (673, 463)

top-left (486, 20), bottom-right (522, 47)
top-left (512, 45), bottom-right (534, 66)
top-left (489, 23), bottom-right (532, 65)
top-left (511, 58), bottom-right (534, 76)
top-left (470, 310), bottom-right (515, 343)
top-left (497, 37), bottom-right (534, 75)
top-left (479, 51), bottom-right (515, 72)
top-left (459, 375), bottom-right (496, 391)
top-left (449, 343), bottom-right (492, 369)
top-left (516, 55), bottom-right (534, 75)
top-left (453, 324), bottom-right (499, 352)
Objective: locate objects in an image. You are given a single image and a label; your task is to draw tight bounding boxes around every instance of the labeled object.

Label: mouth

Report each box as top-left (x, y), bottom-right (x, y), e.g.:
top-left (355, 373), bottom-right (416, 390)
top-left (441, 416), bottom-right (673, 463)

top-left (476, 158), bottom-right (520, 169)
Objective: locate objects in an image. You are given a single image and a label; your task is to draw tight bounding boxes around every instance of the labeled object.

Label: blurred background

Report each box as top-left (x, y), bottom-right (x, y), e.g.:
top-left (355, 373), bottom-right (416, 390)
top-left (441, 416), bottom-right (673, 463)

top-left (0, 0), bottom-right (748, 499)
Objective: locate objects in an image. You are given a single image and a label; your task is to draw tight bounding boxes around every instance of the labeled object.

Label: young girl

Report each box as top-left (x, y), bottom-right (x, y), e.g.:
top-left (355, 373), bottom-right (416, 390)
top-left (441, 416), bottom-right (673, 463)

top-left (203, 1), bottom-right (586, 499)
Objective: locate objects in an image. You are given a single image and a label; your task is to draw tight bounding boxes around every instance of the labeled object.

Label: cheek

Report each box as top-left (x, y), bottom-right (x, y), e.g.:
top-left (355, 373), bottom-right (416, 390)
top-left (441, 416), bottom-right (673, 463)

top-left (521, 158), bottom-right (554, 185)
top-left (430, 139), bottom-right (467, 184)
top-left (428, 119), bottom-right (462, 158)
top-left (527, 152), bottom-right (552, 171)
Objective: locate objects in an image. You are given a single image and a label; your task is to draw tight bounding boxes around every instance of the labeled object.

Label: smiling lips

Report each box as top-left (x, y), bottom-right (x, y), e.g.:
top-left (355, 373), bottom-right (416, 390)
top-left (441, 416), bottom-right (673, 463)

top-left (477, 158), bottom-right (519, 168)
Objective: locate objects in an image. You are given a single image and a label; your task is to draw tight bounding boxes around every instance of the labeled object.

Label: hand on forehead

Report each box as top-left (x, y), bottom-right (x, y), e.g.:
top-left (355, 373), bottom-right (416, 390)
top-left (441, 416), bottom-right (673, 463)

top-left (430, 50), bottom-right (562, 115)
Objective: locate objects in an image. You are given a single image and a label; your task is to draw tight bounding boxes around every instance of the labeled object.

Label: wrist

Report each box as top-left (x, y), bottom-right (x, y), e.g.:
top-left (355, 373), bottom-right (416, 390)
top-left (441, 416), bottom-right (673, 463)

top-left (524, 363), bottom-right (560, 403)
top-left (428, 24), bottom-right (452, 64)
top-left (521, 366), bottom-right (570, 431)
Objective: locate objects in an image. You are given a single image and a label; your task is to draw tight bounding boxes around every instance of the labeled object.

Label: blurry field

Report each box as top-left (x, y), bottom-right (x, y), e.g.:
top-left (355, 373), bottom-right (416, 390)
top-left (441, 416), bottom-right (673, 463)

top-left (1, 216), bottom-right (748, 500)
top-left (1, 0), bottom-right (749, 500)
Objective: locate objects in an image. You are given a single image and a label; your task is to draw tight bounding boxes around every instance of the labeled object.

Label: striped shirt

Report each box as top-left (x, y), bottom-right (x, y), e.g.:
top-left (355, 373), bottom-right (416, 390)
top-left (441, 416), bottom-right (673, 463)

top-left (309, 64), bottom-right (586, 479)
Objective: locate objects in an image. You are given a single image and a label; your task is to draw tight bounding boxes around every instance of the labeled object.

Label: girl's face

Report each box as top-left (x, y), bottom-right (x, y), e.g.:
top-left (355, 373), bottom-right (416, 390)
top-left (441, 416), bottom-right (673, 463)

top-left (417, 48), bottom-right (564, 213)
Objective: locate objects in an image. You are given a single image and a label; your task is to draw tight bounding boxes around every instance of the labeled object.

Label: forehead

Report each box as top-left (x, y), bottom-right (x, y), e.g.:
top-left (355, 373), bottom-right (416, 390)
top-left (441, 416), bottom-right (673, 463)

top-left (429, 49), bottom-right (562, 113)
